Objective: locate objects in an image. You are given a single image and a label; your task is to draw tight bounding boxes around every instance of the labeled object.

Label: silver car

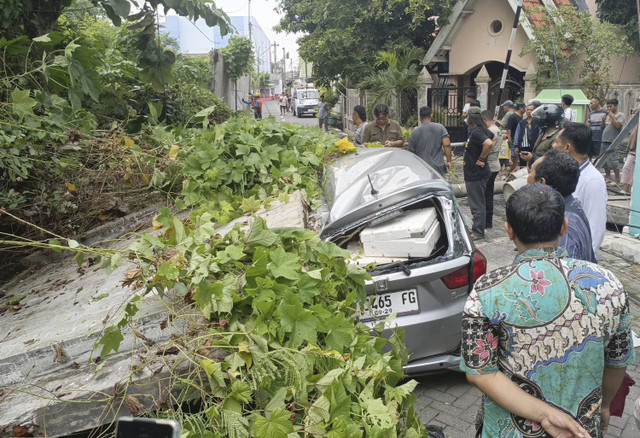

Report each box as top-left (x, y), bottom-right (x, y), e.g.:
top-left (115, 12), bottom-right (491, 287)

top-left (321, 148), bottom-right (487, 375)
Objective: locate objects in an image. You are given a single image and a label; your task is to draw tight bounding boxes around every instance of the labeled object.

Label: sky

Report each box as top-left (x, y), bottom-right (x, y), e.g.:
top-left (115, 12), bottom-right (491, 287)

top-left (213, 0), bottom-right (301, 65)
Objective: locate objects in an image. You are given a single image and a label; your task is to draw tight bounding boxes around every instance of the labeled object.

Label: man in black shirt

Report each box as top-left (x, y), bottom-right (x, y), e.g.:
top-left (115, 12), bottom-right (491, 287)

top-left (506, 103), bottom-right (525, 171)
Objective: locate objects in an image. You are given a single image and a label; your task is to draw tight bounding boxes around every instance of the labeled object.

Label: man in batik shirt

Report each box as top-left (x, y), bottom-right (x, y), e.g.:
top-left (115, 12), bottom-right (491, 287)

top-left (461, 184), bottom-right (634, 438)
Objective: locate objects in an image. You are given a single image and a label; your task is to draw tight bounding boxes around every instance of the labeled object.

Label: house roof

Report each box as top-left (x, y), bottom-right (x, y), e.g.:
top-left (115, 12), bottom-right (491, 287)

top-left (523, 0), bottom-right (588, 28)
top-left (422, 0), bottom-right (589, 66)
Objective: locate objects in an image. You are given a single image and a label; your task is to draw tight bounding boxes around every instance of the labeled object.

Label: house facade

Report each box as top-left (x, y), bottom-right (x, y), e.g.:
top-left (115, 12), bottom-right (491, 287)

top-left (420, 0), bottom-right (640, 136)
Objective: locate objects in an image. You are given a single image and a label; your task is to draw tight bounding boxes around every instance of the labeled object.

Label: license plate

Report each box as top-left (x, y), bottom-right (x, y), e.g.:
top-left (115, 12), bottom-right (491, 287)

top-left (361, 289), bottom-right (419, 321)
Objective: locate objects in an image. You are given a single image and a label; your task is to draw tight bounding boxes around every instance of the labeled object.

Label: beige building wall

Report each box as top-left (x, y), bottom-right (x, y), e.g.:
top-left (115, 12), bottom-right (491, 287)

top-left (448, 0), bottom-right (537, 76)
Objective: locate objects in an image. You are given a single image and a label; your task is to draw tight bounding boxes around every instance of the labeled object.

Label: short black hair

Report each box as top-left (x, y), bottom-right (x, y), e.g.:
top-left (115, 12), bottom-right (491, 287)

top-left (531, 100), bottom-right (541, 108)
top-left (516, 103), bottom-right (526, 110)
top-left (559, 122), bottom-right (591, 156)
top-left (561, 94), bottom-right (574, 106)
top-left (606, 98), bottom-right (619, 106)
top-left (481, 110), bottom-right (493, 121)
top-left (419, 106), bottom-right (433, 119)
top-left (470, 100), bottom-right (481, 108)
top-left (467, 91), bottom-right (477, 99)
top-left (353, 105), bottom-right (367, 122)
top-left (533, 150), bottom-right (579, 197)
top-left (374, 103), bottom-right (390, 117)
top-left (506, 184), bottom-right (565, 244)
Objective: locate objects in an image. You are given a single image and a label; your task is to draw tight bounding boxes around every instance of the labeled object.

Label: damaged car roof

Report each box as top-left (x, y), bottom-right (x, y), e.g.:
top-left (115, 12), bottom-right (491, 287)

top-left (321, 148), bottom-right (451, 240)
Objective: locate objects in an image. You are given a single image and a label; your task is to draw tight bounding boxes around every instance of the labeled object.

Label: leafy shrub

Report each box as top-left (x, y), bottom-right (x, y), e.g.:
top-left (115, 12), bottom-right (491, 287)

top-left (96, 118), bottom-right (425, 437)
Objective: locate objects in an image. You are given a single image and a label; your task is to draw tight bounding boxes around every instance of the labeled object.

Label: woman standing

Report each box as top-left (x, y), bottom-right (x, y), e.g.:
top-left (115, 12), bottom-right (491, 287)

top-left (464, 112), bottom-right (494, 240)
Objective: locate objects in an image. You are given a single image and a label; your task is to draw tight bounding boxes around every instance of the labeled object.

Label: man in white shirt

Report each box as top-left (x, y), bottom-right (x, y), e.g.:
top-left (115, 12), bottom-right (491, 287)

top-left (552, 122), bottom-right (607, 255)
top-left (462, 91), bottom-right (477, 118)
top-left (562, 94), bottom-right (574, 125)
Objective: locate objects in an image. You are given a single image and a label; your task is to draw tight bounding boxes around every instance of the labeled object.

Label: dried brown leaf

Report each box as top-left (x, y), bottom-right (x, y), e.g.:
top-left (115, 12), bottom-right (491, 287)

top-left (156, 346), bottom-right (179, 356)
top-left (71, 362), bottom-right (80, 369)
top-left (13, 425), bottom-right (32, 437)
top-left (121, 268), bottom-right (143, 287)
top-left (133, 330), bottom-right (155, 347)
top-left (124, 395), bottom-right (145, 417)
top-left (53, 343), bottom-right (67, 363)
top-left (23, 339), bottom-right (34, 345)
top-left (159, 319), bottom-right (168, 330)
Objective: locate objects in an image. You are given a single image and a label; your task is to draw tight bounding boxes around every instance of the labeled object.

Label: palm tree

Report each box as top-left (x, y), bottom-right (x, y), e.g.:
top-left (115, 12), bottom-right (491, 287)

top-left (360, 47), bottom-right (424, 124)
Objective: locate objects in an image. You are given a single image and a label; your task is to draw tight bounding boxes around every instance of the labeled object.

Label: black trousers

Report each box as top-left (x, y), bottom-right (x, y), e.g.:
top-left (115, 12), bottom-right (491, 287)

top-left (485, 171), bottom-right (498, 228)
top-left (465, 177), bottom-right (489, 236)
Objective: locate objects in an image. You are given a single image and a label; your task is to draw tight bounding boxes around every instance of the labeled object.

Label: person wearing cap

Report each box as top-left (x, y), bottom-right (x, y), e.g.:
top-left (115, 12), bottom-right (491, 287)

top-left (242, 93), bottom-right (260, 119)
top-left (254, 93), bottom-right (262, 119)
top-left (496, 100), bottom-right (516, 129)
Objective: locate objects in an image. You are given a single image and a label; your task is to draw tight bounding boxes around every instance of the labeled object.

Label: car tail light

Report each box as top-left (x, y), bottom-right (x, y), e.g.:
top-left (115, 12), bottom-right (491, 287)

top-left (472, 250), bottom-right (487, 283)
top-left (442, 250), bottom-right (487, 290)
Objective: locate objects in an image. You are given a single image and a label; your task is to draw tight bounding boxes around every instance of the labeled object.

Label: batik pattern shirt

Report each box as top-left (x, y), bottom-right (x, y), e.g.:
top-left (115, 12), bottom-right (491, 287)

top-left (460, 248), bottom-right (635, 438)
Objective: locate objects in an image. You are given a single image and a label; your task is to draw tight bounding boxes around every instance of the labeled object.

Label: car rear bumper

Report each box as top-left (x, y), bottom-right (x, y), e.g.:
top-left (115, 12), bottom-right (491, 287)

top-left (403, 352), bottom-right (462, 375)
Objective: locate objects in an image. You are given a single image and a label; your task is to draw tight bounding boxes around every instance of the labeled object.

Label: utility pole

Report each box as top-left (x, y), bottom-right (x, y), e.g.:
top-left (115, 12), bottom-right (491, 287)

top-left (282, 47), bottom-right (286, 85)
top-left (248, 0), bottom-right (252, 93)
top-left (272, 42), bottom-right (279, 74)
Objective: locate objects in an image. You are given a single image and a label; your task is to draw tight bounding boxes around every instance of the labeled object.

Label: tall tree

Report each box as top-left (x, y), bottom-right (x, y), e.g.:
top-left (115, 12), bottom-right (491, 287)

top-left (522, 5), bottom-right (633, 97)
top-left (595, 0), bottom-right (639, 45)
top-left (222, 37), bottom-right (254, 110)
top-left (274, 0), bottom-right (455, 85)
top-left (360, 47), bottom-right (424, 123)
top-left (0, 0), bottom-right (232, 92)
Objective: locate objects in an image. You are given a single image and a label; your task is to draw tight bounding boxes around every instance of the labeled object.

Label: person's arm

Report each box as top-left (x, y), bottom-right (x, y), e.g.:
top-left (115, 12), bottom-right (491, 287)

top-left (611, 113), bottom-right (623, 130)
top-left (628, 124), bottom-right (638, 152)
top-left (408, 132), bottom-right (417, 153)
top-left (476, 138), bottom-right (493, 167)
top-left (467, 372), bottom-right (590, 437)
top-left (443, 137), bottom-right (452, 172)
top-left (601, 114), bottom-right (607, 129)
top-left (362, 125), bottom-right (371, 145)
top-left (513, 123), bottom-right (522, 148)
top-left (600, 367), bottom-right (627, 435)
top-left (385, 138), bottom-right (404, 147)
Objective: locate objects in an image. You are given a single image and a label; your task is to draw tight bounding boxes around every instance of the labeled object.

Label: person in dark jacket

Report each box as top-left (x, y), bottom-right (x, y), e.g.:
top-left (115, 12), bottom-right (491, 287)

top-left (527, 149), bottom-right (596, 263)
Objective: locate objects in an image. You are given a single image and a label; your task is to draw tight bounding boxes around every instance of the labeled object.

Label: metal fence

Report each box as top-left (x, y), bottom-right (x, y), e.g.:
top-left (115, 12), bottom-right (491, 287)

top-left (428, 86), bottom-right (477, 143)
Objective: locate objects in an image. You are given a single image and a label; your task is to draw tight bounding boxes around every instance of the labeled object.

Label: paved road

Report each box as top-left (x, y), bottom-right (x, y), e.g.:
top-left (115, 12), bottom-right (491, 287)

top-left (262, 99), bottom-right (321, 128)
top-left (412, 155), bottom-right (640, 437)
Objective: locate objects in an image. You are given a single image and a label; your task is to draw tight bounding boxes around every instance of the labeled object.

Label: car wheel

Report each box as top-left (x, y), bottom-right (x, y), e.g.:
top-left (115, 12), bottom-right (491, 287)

top-left (297, 112), bottom-right (302, 118)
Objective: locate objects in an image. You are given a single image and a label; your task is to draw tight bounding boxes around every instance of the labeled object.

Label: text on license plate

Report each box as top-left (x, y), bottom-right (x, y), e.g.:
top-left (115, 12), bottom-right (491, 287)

top-left (361, 289), bottom-right (419, 320)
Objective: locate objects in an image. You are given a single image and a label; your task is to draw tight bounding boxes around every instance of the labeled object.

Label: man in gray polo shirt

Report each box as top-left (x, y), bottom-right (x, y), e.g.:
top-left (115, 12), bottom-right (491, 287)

top-left (408, 106), bottom-right (451, 175)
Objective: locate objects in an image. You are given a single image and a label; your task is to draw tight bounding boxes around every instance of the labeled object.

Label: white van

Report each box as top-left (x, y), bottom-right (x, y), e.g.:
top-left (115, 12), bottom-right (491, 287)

top-left (295, 88), bottom-right (319, 118)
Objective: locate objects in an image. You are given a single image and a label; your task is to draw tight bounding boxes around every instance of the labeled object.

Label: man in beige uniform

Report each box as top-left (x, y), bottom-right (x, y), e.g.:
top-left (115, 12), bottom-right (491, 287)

top-left (362, 103), bottom-right (404, 147)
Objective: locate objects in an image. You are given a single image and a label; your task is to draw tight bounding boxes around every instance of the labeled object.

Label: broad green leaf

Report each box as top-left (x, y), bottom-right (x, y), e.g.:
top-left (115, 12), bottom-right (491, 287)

top-left (108, 0), bottom-right (131, 18)
top-left (48, 238), bottom-right (62, 253)
top-left (9, 89), bottom-right (36, 118)
top-left (157, 261), bottom-right (179, 280)
top-left (268, 248), bottom-right (300, 280)
top-left (98, 326), bottom-right (124, 357)
top-left (264, 387), bottom-right (288, 417)
top-left (279, 294), bottom-right (319, 348)
top-left (245, 218), bottom-right (278, 248)
top-left (363, 398), bottom-right (394, 430)
top-left (229, 380), bottom-right (253, 403)
top-left (253, 408), bottom-right (294, 438)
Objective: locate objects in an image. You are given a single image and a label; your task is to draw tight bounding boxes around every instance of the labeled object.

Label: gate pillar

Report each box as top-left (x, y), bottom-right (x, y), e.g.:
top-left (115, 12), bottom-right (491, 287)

top-left (418, 67), bottom-right (433, 113)
top-left (524, 63), bottom-right (537, 104)
top-left (475, 65), bottom-right (491, 111)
